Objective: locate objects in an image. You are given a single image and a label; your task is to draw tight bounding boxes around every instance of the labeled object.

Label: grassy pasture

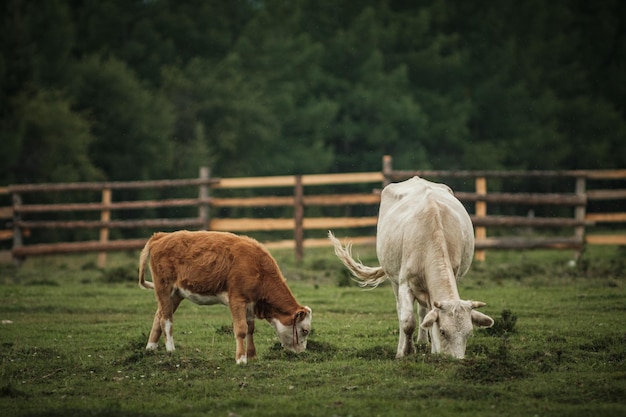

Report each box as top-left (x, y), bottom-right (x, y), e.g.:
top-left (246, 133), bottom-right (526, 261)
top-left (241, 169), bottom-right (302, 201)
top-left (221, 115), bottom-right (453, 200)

top-left (0, 245), bottom-right (625, 417)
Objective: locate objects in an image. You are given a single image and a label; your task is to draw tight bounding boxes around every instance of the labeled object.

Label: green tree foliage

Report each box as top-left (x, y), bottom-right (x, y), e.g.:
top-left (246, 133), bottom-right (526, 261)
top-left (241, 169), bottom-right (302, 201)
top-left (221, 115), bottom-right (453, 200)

top-left (10, 89), bottom-right (101, 183)
top-left (68, 55), bottom-right (174, 180)
top-left (0, 0), bottom-right (624, 187)
top-left (0, 0), bottom-right (100, 183)
top-left (443, 0), bottom-right (626, 170)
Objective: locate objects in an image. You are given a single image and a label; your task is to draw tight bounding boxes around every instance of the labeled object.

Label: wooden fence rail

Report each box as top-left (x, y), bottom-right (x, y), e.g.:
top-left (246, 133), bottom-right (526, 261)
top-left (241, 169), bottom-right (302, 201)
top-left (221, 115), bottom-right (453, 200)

top-left (2, 155), bottom-right (625, 265)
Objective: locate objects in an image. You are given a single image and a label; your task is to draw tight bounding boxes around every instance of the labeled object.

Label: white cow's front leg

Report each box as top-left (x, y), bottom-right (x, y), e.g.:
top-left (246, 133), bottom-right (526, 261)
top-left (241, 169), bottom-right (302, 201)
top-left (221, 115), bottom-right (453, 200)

top-left (430, 321), bottom-right (441, 354)
top-left (394, 282), bottom-right (416, 358)
top-left (416, 302), bottom-right (429, 345)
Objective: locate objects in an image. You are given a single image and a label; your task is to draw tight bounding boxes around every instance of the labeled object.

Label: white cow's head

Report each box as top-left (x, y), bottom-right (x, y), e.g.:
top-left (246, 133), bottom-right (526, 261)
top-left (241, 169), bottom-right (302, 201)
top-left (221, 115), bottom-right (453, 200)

top-left (270, 306), bottom-right (312, 353)
top-left (421, 300), bottom-right (493, 359)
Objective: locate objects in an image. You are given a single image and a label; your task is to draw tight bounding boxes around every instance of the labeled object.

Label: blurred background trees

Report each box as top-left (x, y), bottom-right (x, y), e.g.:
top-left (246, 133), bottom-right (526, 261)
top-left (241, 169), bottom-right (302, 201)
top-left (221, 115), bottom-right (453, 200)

top-left (1, 0), bottom-right (624, 185)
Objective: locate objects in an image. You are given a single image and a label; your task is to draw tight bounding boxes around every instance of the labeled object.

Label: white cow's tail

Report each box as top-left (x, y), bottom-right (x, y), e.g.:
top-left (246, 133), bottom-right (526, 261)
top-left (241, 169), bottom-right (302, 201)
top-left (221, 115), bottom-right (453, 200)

top-left (328, 231), bottom-right (387, 288)
top-left (138, 237), bottom-right (155, 290)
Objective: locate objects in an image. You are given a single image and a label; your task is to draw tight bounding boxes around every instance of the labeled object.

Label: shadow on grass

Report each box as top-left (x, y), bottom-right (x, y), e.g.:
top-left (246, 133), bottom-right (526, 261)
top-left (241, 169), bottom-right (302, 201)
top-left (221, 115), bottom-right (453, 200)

top-left (355, 344), bottom-right (396, 360)
top-left (11, 407), bottom-right (167, 417)
top-left (456, 337), bottom-right (527, 383)
top-left (264, 340), bottom-right (414, 362)
top-left (263, 339), bottom-right (339, 362)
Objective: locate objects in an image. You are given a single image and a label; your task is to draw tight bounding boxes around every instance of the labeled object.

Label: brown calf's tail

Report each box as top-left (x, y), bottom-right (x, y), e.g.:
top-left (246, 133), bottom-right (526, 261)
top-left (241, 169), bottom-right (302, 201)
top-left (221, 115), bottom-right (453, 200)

top-left (138, 238), bottom-right (154, 290)
top-left (328, 231), bottom-right (387, 288)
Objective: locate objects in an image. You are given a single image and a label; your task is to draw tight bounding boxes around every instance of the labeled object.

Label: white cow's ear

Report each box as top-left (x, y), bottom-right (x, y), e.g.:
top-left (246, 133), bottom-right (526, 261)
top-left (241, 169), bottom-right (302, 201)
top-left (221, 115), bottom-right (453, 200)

top-left (471, 310), bottom-right (494, 328)
top-left (421, 309), bottom-right (439, 329)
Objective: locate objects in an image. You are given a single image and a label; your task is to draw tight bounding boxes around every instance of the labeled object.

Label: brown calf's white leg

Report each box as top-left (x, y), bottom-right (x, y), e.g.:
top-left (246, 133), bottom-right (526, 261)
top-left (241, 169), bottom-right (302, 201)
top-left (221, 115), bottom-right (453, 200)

top-left (162, 294), bottom-right (183, 351)
top-left (147, 292), bottom-right (183, 352)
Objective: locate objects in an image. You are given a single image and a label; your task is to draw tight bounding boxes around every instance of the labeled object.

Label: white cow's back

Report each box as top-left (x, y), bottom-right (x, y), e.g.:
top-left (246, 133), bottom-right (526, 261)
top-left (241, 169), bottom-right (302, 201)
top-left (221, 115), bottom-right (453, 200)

top-left (376, 177), bottom-right (474, 283)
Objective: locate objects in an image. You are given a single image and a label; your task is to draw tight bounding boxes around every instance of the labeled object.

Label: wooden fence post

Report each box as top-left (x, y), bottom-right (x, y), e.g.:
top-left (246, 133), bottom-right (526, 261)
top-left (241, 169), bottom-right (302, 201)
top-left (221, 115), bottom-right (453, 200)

top-left (382, 155), bottom-right (393, 187)
top-left (199, 167), bottom-right (211, 230)
top-left (97, 188), bottom-right (111, 268)
top-left (574, 176), bottom-right (586, 258)
top-left (12, 193), bottom-right (23, 266)
top-left (475, 177), bottom-right (487, 262)
top-left (294, 175), bottom-right (304, 263)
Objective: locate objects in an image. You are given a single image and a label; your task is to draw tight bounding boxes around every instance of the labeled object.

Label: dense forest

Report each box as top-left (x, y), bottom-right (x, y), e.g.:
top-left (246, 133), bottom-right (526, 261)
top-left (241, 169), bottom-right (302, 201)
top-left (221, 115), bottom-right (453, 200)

top-left (1, 0), bottom-right (625, 185)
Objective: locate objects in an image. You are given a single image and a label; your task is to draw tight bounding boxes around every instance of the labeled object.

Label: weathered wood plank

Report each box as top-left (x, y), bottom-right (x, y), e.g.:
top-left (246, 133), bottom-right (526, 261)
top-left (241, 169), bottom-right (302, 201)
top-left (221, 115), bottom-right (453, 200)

top-left (455, 192), bottom-right (586, 205)
top-left (303, 193), bottom-right (380, 205)
top-left (17, 218), bottom-right (203, 229)
top-left (586, 189), bottom-right (626, 200)
top-left (585, 234), bottom-right (626, 245)
top-left (470, 215), bottom-right (586, 227)
top-left (263, 236), bottom-right (377, 250)
top-left (586, 212), bottom-right (626, 223)
top-left (9, 178), bottom-right (218, 193)
top-left (388, 169), bottom-right (626, 180)
top-left (14, 198), bottom-right (211, 213)
top-left (303, 217), bottom-right (378, 229)
top-left (12, 239), bottom-right (148, 257)
top-left (475, 237), bottom-right (583, 250)
top-left (211, 196), bottom-right (294, 207)
top-left (215, 172), bottom-right (384, 189)
top-left (210, 218), bottom-right (294, 231)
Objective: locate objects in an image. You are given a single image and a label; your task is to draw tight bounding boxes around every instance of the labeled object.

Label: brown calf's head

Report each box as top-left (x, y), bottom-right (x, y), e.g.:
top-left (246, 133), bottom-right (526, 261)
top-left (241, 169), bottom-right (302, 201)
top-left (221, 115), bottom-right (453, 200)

top-left (270, 306), bottom-right (312, 353)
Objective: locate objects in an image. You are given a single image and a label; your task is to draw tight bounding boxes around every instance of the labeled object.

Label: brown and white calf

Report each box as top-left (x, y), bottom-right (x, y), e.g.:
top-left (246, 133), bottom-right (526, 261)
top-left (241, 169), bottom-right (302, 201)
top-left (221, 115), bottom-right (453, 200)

top-left (329, 176), bottom-right (493, 359)
top-left (138, 230), bottom-right (312, 364)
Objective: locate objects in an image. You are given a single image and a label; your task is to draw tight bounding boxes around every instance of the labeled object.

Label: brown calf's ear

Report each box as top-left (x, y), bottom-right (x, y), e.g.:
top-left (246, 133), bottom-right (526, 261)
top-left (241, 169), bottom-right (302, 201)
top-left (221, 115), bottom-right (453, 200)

top-left (295, 308), bottom-right (308, 322)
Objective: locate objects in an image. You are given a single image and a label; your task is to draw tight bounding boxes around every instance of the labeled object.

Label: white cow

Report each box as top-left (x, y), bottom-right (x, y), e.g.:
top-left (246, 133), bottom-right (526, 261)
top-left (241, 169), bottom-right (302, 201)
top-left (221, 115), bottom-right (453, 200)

top-left (329, 176), bottom-right (493, 359)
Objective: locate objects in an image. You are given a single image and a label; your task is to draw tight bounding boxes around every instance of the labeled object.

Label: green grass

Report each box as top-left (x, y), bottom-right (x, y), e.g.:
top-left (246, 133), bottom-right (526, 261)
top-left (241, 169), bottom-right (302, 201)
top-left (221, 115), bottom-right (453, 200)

top-left (0, 246), bottom-right (625, 417)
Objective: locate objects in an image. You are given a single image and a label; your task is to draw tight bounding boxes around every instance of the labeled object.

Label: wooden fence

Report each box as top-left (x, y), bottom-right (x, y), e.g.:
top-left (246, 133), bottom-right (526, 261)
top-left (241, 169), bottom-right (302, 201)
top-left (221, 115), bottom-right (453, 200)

top-left (2, 156), bottom-right (625, 265)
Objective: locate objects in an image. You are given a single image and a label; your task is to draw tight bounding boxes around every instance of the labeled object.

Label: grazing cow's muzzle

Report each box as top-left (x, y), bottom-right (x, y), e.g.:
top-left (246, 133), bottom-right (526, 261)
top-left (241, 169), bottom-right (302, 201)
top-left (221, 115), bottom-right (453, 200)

top-left (421, 300), bottom-right (494, 359)
top-left (284, 339), bottom-right (308, 353)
